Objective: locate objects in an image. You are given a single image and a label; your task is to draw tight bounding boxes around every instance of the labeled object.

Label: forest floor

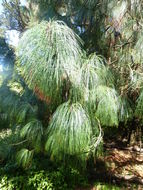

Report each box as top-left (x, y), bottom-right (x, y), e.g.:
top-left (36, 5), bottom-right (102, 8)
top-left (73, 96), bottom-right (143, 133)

top-left (77, 140), bottom-right (143, 190)
top-left (0, 129), bottom-right (143, 189)
top-left (104, 144), bottom-right (143, 184)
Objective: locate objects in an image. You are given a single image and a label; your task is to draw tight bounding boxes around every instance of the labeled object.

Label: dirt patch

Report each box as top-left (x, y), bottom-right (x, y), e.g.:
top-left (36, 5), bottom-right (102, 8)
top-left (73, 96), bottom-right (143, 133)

top-left (105, 148), bottom-right (143, 181)
top-left (76, 145), bottom-right (143, 190)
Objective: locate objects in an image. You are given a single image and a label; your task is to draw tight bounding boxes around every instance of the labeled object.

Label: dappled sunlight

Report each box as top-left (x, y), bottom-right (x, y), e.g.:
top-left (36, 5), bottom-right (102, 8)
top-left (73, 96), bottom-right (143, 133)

top-left (5, 30), bottom-right (20, 47)
top-left (104, 146), bottom-right (143, 185)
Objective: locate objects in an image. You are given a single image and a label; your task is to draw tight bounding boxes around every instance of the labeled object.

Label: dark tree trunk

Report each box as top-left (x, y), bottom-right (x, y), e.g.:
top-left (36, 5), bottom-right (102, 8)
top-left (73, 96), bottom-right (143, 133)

top-left (127, 119), bottom-right (142, 150)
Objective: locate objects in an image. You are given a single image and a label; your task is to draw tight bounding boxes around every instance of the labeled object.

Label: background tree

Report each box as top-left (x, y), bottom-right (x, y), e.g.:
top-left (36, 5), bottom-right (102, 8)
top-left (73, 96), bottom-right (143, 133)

top-left (2, 0), bottom-right (38, 31)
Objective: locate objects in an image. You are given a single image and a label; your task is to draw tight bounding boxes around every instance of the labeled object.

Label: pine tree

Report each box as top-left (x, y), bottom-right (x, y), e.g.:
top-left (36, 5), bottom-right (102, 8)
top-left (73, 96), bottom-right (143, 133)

top-left (0, 0), bottom-right (143, 169)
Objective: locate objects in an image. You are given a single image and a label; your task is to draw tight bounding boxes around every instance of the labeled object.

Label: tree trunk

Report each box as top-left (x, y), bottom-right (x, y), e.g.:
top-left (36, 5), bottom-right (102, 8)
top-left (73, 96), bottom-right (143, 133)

top-left (128, 120), bottom-right (142, 150)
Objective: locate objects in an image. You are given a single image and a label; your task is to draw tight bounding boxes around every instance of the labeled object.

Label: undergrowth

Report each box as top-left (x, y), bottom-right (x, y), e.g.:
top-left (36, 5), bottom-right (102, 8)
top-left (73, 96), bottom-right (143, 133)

top-left (0, 158), bottom-right (89, 190)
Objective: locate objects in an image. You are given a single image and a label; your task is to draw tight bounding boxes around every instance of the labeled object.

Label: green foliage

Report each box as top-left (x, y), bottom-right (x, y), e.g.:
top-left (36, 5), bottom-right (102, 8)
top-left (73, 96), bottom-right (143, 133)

top-left (16, 103), bottom-right (37, 124)
top-left (0, 169), bottom-right (138, 190)
top-left (0, 1), bottom-right (143, 189)
top-left (94, 182), bottom-right (121, 190)
top-left (0, 82), bottom-right (38, 126)
top-left (0, 171), bottom-right (53, 190)
top-left (0, 141), bottom-right (11, 161)
top-left (81, 53), bottom-right (113, 91)
top-left (0, 128), bottom-right (21, 162)
top-left (1, 0), bottom-right (143, 175)
top-left (80, 53), bottom-right (119, 127)
top-left (28, 171), bottom-right (53, 190)
top-left (16, 148), bottom-right (34, 168)
top-left (119, 97), bottom-right (133, 123)
top-left (17, 20), bottom-right (83, 101)
top-left (0, 175), bottom-right (15, 190)
top-left (45, 101), bottom-right (92, 162)
top-left (0, 165), bottom-right (88, 190)
top-left (17, 20), bottom-right (108, 165)
top-left (135, 90), bottom-right (143, 120)
top-left (20, 119), bottom-right (43, 151)
top-left (91, 86), bottom-right (120, 126)
top-left (49, 165), bottom-right (88, 190)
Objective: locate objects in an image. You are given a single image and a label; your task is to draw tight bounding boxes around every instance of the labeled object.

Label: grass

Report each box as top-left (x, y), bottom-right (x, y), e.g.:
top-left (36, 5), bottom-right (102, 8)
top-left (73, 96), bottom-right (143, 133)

top-left (93, 182), bottom-right (121, 190)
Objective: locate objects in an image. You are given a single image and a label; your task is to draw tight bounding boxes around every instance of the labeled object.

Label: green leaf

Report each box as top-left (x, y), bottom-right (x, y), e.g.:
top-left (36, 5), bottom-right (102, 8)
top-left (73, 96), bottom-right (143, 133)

top-left (45, 101), bottom-right (92, 161)
top-left (91, 85), bottom-right (120, 126)
top-left (16, 148), bottom-right (34, 168)
top-left (21, 119), bottom-right (43, 151)
top-left (17, 20), bottom-right (83, 101)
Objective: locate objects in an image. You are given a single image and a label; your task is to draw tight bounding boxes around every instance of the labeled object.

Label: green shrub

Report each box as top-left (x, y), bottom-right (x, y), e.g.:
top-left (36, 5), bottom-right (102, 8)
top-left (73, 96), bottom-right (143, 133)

top-left (0, 171), bottom-right (53, 190)
top-left (94, 182), bottom-right (121, 190)
top-left (0, 165), bottom-right (88, 190)
top-left (28, 171), bottom-right (53, 190)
